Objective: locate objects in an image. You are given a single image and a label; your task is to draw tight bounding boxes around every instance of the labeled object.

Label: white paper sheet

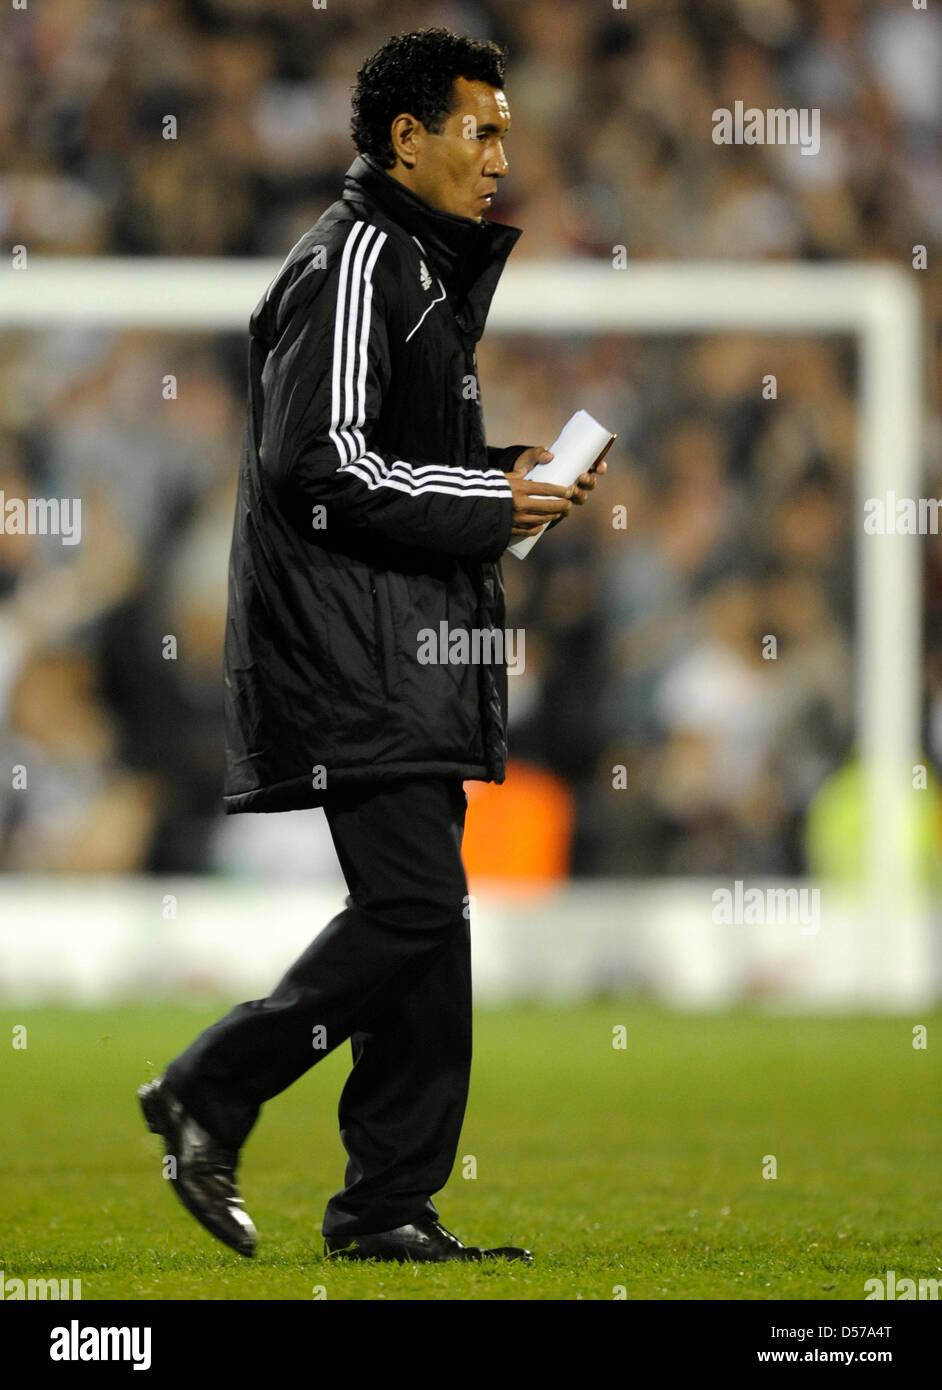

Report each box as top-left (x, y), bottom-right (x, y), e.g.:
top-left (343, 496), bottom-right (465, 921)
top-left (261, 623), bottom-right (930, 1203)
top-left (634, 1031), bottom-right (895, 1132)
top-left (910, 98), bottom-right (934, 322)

top-left (507, 410), bottom-right (615, 558)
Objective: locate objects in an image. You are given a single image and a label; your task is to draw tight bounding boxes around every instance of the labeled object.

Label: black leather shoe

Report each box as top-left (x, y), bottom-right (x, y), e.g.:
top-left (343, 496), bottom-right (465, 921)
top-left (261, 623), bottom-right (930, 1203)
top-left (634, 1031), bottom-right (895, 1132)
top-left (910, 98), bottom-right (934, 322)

top-left (138, 1076), bottom-right (257, 1257)
top-left (324, 1216), bottom-right (533, 1263)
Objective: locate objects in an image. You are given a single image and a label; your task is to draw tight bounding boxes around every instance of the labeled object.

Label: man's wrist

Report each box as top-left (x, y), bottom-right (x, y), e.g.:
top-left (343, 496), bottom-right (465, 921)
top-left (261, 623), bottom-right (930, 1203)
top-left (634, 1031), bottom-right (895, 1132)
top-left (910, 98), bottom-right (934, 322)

top-left (487, 443), bottom-right (530, 473)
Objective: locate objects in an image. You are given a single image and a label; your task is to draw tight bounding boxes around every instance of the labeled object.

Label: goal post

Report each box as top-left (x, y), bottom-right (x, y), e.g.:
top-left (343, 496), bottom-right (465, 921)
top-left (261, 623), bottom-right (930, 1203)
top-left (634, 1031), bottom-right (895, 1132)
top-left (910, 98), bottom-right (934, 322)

top-left (1, 257), bottom-right (925, 926)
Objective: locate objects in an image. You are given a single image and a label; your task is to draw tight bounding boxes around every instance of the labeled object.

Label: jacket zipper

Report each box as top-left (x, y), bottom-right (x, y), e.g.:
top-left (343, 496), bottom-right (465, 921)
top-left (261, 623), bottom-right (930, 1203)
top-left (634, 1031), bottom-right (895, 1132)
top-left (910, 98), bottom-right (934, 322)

top-left (371, 574), bottom-right (397, 696)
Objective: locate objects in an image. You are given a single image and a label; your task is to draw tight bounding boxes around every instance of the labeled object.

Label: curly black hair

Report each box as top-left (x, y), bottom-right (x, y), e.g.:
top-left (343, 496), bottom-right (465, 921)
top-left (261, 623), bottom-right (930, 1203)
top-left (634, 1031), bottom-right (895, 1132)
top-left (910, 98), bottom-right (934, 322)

top-left (351, 28), bottom-right (507, 170)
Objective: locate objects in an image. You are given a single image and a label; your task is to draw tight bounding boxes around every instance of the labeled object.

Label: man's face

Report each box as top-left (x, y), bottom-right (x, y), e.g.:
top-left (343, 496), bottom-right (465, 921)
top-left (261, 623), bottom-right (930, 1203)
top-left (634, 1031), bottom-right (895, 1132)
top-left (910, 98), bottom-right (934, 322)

top-left (400, 77), bottom-right (510, 222)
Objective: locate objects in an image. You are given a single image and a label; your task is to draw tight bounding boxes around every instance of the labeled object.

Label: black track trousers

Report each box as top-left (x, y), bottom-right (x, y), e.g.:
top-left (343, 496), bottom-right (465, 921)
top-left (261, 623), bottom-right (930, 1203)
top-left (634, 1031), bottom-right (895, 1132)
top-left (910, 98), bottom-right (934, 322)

top-left (163, 776), bottom-right (472, 1238)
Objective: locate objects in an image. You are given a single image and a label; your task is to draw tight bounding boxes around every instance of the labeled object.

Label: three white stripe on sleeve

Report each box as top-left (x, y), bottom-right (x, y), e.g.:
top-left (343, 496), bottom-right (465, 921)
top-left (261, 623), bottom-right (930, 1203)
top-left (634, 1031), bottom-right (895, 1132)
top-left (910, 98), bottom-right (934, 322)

top-left (329, 220), bottom-right (511, 502)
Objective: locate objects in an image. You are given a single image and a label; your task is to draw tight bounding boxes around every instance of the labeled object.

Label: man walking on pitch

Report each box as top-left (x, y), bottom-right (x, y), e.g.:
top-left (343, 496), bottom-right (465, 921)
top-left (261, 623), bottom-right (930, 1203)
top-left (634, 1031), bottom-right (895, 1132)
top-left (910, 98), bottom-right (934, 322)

top-left (139, 27), bottom-right (604, 1264)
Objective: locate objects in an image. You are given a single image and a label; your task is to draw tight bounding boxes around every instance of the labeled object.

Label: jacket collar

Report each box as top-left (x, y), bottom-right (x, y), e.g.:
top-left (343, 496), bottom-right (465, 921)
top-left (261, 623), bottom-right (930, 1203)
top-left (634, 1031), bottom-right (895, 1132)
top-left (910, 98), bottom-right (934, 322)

top-left (342, 154), bottom-right (522, 338)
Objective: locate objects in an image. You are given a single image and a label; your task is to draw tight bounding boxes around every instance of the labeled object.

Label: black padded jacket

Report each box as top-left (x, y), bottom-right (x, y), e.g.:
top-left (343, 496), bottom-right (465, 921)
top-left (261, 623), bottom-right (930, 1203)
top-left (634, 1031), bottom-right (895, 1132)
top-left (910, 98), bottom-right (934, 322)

top-left (223, 153), bottom-right (526, 812)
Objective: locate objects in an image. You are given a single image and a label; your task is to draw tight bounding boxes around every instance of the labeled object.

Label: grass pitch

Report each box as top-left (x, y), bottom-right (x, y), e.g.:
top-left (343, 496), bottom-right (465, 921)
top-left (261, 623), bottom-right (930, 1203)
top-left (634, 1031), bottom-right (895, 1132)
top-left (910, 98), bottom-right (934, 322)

top-left (1, 1002), bottom-right (939, 1300)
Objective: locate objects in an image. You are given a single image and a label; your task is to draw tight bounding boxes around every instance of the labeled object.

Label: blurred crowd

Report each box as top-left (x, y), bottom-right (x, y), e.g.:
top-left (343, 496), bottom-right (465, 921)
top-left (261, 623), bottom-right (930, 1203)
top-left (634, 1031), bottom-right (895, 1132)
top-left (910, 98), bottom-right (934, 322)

top-left (0, 0), bottom-right (940, 878)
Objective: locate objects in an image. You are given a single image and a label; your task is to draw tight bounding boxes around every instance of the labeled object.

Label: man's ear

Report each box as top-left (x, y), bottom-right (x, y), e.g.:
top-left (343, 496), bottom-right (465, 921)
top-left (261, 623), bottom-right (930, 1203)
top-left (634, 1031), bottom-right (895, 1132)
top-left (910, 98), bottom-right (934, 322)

top-left (390, 113), bottom-right (422, 169)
